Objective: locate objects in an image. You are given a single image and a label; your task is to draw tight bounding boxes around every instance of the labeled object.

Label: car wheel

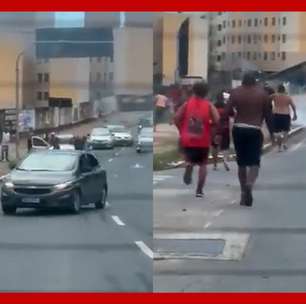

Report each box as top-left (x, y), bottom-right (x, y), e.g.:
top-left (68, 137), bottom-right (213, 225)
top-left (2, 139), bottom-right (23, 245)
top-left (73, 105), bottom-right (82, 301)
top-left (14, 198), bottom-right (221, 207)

top-left (2, 204), bottom-right (16, 215)
top-left (95, 187), bottom-right (107, 209)
top-left (71, 191), bottom-right (81, 214)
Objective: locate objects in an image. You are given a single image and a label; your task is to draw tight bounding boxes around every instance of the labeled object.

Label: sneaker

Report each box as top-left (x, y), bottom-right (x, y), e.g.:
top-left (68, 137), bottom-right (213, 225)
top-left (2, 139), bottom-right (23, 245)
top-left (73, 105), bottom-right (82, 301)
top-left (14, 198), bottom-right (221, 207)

top-left (195, 192), bottom-right (204, 198)
top-left (183, 166), bottom-right (193, 185)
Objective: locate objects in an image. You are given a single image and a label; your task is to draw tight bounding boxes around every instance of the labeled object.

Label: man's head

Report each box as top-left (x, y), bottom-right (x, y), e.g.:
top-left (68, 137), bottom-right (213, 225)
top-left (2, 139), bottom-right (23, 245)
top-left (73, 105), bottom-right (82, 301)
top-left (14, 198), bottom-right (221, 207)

top-left (242, 72), bottom-right (257, 86)
top-left (192, 81), bottom-right (209, 98)
top-left (277, 84), bottom-right (286, 94)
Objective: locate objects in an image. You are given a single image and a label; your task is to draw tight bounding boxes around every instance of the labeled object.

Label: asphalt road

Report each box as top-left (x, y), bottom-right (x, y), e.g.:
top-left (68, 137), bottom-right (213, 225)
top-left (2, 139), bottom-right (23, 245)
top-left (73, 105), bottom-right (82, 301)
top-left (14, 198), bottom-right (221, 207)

top-left (154, 129), bottom-right (306, 291)
top-left (0, 122), bottom-right (152, 291)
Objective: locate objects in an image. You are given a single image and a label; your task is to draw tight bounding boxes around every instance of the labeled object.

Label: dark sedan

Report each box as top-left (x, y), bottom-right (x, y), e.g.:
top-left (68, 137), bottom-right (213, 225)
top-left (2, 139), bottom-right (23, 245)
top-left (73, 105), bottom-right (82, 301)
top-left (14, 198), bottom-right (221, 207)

top-left (1, 150), bottom-right (108, 215)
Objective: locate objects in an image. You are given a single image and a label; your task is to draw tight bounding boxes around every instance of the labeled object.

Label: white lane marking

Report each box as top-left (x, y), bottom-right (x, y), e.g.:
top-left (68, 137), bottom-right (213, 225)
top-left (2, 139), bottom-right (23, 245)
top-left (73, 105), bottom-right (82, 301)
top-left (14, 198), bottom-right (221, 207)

top-left (214, 209), bottom-right (224, 217)
top-left (204, 222), bottom-right (212, 229)
top-left (111, 215), bottom-right (125, 226)
top-left (135, 241), bottom-right (154, 259)
top-left (230, 200), bottom-right (236, 205)
top-left (131, 163), bottom-right (144, 169)
top-left (108, 158), bottom-right (113, 162)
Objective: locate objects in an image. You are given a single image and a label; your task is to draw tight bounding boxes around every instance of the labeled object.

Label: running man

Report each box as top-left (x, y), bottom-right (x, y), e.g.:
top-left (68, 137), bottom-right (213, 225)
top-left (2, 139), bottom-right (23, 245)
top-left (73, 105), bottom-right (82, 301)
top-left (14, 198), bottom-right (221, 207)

top-left (174, 81), bottom-right (220, 198)
top-left (271, 84), bottom-right (297, 152)
top-left (218, 73), bottom-right (273, 207)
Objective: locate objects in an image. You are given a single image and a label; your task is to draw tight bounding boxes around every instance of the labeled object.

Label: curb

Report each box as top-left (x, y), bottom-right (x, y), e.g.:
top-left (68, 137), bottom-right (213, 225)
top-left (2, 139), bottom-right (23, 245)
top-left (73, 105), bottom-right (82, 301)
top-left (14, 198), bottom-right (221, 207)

top-left (154, 125), bottom-right (305, 171)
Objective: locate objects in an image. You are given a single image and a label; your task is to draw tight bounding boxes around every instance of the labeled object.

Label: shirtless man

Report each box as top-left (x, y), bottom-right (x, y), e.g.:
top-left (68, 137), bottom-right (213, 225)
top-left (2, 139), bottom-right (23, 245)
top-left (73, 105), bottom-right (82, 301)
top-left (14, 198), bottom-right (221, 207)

top-left (271, 84), bottom-right (297, 152)
top-left (218, 73), bottom-right (273, 207)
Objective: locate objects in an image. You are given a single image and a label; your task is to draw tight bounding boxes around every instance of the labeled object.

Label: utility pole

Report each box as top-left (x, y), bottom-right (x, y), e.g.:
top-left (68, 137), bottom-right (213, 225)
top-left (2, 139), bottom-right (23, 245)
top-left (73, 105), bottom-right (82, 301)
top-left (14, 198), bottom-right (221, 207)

top-left (15, 51), bottom-right (24, 161)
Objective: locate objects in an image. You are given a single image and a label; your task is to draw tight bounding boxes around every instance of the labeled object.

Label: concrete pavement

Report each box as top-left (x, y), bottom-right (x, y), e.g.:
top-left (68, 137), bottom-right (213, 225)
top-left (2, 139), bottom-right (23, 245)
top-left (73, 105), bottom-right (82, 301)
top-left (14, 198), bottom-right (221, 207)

top-left (154, 128), bottom-right (306, 291)
top-left (0, 114), bottom-right (152, 291)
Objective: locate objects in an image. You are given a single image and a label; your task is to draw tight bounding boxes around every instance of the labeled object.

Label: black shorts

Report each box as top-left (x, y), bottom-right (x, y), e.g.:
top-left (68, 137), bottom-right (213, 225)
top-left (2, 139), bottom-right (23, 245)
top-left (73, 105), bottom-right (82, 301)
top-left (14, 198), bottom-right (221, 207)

top-left (183, 147), bottom-right (209, 165)
top-left (273, 114), bottom-right (291, 133)
top-left (232, 127), bottom-right (263, 167)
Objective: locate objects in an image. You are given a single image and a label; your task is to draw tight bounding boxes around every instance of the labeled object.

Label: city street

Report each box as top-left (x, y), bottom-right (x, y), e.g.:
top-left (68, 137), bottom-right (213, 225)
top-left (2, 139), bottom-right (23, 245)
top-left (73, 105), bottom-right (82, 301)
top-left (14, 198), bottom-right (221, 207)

top-left (154, 128), bottom-right (306, 291)
top-left (0, 112), bottom-right (153, 291)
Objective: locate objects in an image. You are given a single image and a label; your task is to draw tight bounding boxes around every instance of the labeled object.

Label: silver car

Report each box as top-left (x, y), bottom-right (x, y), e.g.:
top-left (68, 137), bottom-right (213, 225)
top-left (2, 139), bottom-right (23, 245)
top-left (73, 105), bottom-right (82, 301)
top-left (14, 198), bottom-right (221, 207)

top-left (136, 127), bottom-right (153, 153)
top-left (87, 128), bottom-right (114, 149)
top-left (107, 125), bottom-right (134, 146)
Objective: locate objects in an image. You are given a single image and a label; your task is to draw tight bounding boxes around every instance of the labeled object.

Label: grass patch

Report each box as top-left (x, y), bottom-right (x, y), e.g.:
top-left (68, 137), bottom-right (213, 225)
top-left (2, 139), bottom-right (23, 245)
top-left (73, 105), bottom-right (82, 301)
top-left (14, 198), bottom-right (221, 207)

top-left (154, 148), bottom-right (183, 171)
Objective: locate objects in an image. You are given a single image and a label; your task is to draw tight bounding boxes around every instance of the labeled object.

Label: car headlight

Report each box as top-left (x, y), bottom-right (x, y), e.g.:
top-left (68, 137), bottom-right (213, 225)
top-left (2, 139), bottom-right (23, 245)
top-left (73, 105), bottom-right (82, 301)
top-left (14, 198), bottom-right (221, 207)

top-left (54, 181), bottom-right (73, 190)
top-left (4, 181), bottom-right (14, 189)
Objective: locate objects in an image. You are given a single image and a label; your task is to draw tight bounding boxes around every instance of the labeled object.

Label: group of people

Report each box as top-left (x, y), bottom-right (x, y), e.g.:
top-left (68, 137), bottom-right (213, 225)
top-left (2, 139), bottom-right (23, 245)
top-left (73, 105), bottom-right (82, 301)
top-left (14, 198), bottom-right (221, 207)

top-left (173, 72), bottom-right (297, 206)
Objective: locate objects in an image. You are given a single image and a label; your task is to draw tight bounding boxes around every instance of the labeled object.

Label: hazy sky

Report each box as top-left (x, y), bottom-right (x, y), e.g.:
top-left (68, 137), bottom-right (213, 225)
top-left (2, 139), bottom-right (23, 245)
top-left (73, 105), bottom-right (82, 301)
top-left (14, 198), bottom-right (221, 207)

top-left (55, 12), bottom-right (85, 27)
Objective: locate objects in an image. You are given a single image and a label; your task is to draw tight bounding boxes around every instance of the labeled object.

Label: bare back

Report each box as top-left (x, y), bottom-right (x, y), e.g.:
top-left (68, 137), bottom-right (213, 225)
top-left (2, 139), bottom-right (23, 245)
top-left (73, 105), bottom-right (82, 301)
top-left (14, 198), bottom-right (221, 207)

top-left (272, 93), bottom-right (292, 115)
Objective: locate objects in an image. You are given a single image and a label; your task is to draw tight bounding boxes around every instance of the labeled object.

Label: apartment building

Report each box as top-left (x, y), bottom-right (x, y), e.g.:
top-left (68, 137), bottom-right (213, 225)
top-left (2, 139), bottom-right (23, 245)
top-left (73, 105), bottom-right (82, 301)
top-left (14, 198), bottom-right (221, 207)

top-left (210, 12), bottom-right (306, 74)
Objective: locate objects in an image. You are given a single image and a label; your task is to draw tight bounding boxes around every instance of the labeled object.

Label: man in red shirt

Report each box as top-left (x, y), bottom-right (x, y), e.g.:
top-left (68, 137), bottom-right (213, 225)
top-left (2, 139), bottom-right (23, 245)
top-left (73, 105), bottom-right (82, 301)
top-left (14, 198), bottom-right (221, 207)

top-left (174, 82), bottom-right (220, 198)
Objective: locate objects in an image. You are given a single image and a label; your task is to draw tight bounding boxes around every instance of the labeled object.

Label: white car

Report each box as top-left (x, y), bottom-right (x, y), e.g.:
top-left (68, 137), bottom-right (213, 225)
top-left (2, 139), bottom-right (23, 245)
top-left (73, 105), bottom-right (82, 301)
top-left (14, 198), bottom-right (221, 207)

top-left (87, 128), bottom-right (114, 150)
top-left (136, 127), bottom-right (153, 153)
top-left (107, 125), bottom-right (133, 146)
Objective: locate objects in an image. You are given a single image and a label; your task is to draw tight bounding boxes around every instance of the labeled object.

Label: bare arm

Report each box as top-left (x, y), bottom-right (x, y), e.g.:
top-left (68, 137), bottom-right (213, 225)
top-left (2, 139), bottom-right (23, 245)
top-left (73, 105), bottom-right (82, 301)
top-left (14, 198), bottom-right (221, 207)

top-left (216, 95), bottom-right (234, 135)
top-left (174, 103), bottom-right (186, 130)
top-left (289, 97), bottom-right (297, 120)
top-left (263, 95), bottom-right (274, 137)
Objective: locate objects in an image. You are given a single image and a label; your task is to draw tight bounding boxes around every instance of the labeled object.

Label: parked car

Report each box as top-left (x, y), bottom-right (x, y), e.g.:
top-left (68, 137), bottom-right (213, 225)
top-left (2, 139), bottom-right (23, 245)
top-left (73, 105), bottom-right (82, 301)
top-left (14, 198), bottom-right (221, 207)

top-left (1, 150), bottom-right (108, 214)
top-left (87, 128), bottom-right (114, 150)
top-left (137, 116), bottom-right (153, 134)
top-left (136, 127), bottom-right (153, 153)
top-left (107, 125), bottom-right (133, 146)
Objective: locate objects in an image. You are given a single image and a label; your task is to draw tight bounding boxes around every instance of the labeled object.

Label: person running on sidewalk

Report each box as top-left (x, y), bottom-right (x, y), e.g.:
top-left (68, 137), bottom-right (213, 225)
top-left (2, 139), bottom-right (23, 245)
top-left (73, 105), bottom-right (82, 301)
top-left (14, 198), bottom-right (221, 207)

top-left (218, 72), bottom-right (273, 207)
top-left (271, 84), bottom-right (297, 152)
top-left (211, 91), bottom-right (233, 171)
top-left (174, 81), bottom-right (220, 198)
top-left (154, 92), bottom-right (168, 131)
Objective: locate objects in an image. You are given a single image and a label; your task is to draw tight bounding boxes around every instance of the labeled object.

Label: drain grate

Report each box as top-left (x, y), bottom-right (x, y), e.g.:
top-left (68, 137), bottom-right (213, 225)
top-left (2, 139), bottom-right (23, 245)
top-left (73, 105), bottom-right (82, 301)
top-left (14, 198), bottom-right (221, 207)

top-left (154, 233), bottom-right (249, 260)
top-left (155, 239), bottom-right (225, 258)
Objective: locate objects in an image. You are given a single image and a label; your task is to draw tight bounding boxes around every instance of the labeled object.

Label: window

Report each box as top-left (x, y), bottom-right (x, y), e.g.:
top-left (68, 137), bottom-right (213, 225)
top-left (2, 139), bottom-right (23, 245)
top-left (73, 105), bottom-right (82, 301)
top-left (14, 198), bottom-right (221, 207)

top-left (44, 73), bottom-right (49, 83)
top-left (264, 17), bottom-right (268, 26)
top-left (218, 24), bottom-right (222, 31)
top-left (272, 34), bottom-right (276, 43)
top-left (223, 20), bottom-right (226, 28)
top-left (253, 35), bottom-right (257, 44)
top-left (271, 52), bottom-right (276, 60)
top-left (253, 52), bottom-right (257, 60)
top-left (282, 34), bottom-right (287, 43)
top-left (232, 35), bottom-right (236, 44)
top-left (109, 72), bottom-right (114, 81)
top-left (258, 35), bottom-right (262, 42)
top-left (37, 91), bottom-right (42, 100)
top-left (217, 40), bottom-right (222, 46)
top-left (96, 72), bottom-right (101, 81)
top-left (282, 52), bottom-right (286, 60)
top-left (247, 52), bottom-right (251, 60)
top-left (232, 20), bottom-right (236, 28)
top-left (97, 57), bottom-right (102, 63)
top-left (264, 52), bottom-right (268, 60)
top-left (254, 18), bottom-right (258, 26)
top-left (272, 17), bottom-right (276, 26)
top-left (283, 17), bottom-right (287, 25)
top-left (278, 34), bottom-right (281, 41)
top-left (217, 55), bottom-right (221, 62)
top-left (248, 19), bottom-right (252, 27)
top-left (239, 20), bottom-right (242, 27)
top-left (238, 52), bottom-right (242, 58)
top-left (44, 92), bottom-right (49, 100)
top-left (264, 34), bottom-right (268, 43)
top-left (278, 52), bottom-right (281, 58)
top-left (238, 35), bottom-right (242, 44)
top-left (37, 73), bottom-right (43, 83)
top-left (248, 35), bottom-right (251, 44)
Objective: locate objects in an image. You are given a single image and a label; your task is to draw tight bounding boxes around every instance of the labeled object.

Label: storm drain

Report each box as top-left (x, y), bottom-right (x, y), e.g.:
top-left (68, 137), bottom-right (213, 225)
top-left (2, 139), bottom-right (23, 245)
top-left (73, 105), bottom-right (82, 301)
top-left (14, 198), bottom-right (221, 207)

top-left (154, 233), bottom-right (249, 261)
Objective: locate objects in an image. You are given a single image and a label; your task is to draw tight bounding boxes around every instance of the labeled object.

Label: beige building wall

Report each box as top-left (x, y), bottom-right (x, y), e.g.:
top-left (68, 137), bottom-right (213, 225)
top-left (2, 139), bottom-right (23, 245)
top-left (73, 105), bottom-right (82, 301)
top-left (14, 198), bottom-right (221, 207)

top-left (0, 31), bottom-right (35, 110)
top-left (113, 27), bottom-right (153, 95)
top-left (49, 58), bottom-right (90, 105)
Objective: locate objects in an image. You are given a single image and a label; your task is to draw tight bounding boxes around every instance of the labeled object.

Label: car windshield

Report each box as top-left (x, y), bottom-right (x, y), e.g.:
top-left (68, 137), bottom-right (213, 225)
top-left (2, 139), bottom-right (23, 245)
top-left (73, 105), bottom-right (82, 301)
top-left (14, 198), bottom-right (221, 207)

top-left (17, 153), bottom-right (77, 172)
top-left (91, 129), bottom-right (109, 136)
